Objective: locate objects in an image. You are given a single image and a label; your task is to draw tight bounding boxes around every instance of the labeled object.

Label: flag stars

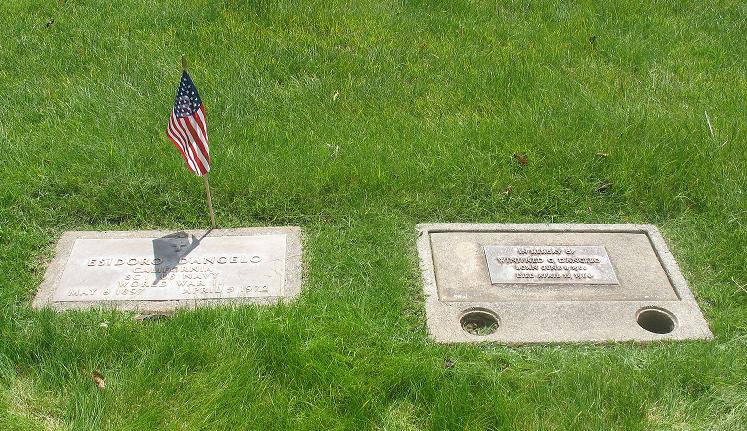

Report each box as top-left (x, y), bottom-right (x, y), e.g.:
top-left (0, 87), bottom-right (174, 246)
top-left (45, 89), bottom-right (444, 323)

top-left (172, 72), bottom-right (202, 118)
top-left (167, 70), bottom-right (210, 176)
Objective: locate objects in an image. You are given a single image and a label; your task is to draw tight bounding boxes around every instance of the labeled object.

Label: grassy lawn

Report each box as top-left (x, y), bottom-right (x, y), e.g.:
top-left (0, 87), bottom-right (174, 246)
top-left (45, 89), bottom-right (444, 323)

top-left (2, 0), bottom-right (746, 429)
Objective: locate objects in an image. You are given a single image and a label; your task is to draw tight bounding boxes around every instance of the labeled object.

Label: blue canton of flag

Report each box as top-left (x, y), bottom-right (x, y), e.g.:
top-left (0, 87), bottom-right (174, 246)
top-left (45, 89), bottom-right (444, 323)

top-left (166, 71), bottom-right (210, 175)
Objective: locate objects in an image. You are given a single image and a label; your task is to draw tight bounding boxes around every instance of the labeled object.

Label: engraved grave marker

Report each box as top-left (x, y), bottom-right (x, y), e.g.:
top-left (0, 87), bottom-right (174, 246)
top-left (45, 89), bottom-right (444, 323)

top-left (34, 228), bottom-right (302, 311)
top-left (417, 224), bottom-right (712, 343)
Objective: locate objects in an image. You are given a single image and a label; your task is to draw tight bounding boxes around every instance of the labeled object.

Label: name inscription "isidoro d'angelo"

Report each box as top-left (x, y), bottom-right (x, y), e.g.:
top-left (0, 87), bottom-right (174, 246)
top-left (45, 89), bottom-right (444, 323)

top-left (483, 245), bottom-right (619, 285)
top-left (52, 235), bottom-right (288, 302)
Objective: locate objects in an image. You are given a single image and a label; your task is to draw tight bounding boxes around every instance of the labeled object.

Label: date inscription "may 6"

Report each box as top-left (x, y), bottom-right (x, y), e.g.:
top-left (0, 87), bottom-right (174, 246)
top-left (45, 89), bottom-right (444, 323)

top-left (483, 245), bottom-right (619, 285)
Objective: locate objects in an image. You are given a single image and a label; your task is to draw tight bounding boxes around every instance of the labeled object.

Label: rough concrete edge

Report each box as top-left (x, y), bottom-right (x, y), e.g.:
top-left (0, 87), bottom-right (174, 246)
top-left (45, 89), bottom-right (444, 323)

top-left (417, 223), bottom-right (652, 233)
top-left (641, 225), bottom-right (692, 300)
top-left (416, 225), bottom-right (443, 342)
top-left (642, 224), bottom-right (713, 338)
top-left (415, 223), bottom-right (714, 343)
top-left (32, 227), bottom-right (303, 313)
top-left (283, 226), bottom-right (303, 302)
top-left (33, 231), bottom-right (78, 309)
top-left (425, 300), bottom-right (714, 344)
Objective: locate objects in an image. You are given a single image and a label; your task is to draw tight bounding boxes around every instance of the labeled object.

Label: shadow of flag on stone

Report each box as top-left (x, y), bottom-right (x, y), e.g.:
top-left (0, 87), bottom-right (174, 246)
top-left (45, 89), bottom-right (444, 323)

top-left (151, 231), bottom-right (202, 285)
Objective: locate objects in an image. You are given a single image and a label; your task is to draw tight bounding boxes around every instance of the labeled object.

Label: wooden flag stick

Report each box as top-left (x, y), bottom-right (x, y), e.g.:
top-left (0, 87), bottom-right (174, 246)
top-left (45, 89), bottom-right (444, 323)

top-left (203, 174), bottom-right (216, 228)
top-left (182, 54), bottom-right (216, 228)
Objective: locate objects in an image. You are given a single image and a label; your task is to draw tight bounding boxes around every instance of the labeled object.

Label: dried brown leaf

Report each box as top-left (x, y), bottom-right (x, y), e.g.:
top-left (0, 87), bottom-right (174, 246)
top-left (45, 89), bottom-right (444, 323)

top-left (595, 152), bottom-right (609, 158)
top-left (92, 371), bottom-right (105, 390)
top-left (512, 153), bottom-right (529, 166)
top-left (504, 185), bottom-right (513, 196)
top-left (596, 181), bottom-right (613, 193)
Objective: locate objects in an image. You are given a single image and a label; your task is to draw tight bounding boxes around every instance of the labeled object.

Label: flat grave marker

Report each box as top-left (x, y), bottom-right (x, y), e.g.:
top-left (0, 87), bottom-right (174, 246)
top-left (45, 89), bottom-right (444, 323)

top-left (417, 223), bottom-right (712, 343)
top-left (34, 227), bottom-right (302, 312)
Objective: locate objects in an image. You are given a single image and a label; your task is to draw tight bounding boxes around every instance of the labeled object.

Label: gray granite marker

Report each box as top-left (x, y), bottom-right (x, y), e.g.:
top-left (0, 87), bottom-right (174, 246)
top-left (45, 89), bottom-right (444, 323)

top-left (417, 223), bottom-right (712, 343)
top-left (34, 227), bottom-right (302, 312)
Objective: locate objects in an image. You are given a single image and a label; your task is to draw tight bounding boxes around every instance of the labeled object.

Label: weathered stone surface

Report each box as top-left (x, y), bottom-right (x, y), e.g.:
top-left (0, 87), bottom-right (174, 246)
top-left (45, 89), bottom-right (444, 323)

top-left (34, 227), bottom-right (302, 312)
top-left (417, 223), bottom-right (712, 343)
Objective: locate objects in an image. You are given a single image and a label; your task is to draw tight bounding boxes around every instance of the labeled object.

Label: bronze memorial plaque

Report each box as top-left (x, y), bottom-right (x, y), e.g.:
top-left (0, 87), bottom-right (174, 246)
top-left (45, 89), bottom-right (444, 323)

top-left (484, 245), bottom-right (619, 285)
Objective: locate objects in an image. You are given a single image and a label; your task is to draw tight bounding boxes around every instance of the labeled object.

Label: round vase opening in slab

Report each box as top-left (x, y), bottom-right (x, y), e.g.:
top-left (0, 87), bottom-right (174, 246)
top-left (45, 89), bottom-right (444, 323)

top-left (460, 308), bottom-right (500, 336)
top-left (636, 307), bottom-right (677, 334)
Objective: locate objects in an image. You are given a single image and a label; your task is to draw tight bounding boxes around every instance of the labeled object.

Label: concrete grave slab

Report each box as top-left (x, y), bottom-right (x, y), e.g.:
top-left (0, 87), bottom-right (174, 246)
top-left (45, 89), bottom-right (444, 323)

top-left (34, 227), bottom-right (302, 312)
top-left (416, 223), bottom-right (712, 343)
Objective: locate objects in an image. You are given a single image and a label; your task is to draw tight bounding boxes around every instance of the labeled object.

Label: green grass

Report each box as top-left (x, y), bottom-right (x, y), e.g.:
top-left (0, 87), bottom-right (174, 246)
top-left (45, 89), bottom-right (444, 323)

top-left (1, 0), bottom-right (746, 429)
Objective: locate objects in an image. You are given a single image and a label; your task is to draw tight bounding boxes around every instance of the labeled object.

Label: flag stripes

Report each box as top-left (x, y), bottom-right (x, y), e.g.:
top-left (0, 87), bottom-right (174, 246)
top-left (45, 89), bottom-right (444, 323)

top-left (166, 71), bottom-right (210, 176)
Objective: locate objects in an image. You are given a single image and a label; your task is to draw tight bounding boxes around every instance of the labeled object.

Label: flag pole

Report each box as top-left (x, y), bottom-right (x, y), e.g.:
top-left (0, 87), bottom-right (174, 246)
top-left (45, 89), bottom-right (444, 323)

top-left (182, 54), bottom-right (216, 228)
top-left (203, 175), bottom-right (216, 228)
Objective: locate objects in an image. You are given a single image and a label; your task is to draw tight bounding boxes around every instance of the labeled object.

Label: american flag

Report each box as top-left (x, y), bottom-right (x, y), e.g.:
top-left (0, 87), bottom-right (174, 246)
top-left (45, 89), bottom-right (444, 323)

top-left (166, 71), bottom-right (210, 176)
